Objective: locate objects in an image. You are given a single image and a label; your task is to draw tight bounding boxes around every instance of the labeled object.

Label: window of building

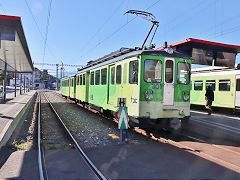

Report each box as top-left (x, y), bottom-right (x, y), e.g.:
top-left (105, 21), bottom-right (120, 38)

top-left (101, 68), bottom-right (107, 85)
top-left (116, 65), bottom-right (121, 84)
top-left (83, 74), bottom-right (85, 85)
top-left (194, 80), bottom-right (203, 90)
top-left (219, 79), bottom-right (231, 91)
top-left (144, 60), bottom-right (162, 83)
top-left (206, 80), bottom-right (215, 91)
top-left (111, 66), bottom-right (115, 85)
top-left (129, 60), bottom-right (138, 84)
top-left (90, 72), bottom-right (94, 85)
top-left (95, 70), bottom-right (100, 85)
top-left (177, 62), bottom-right (190, 84)
top-left (80, 75), bottom-right (82, 85)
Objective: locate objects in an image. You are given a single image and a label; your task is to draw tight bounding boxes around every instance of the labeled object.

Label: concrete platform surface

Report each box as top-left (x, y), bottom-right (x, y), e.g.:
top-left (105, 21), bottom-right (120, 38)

top-left (187, 110), bottom-right (240, 142)
top-left (0, 90), bottom-right (36, 149)
top-left (0, 149), bottom-right (39, 179)
top-left (86, 143), bottom-right (240, 179)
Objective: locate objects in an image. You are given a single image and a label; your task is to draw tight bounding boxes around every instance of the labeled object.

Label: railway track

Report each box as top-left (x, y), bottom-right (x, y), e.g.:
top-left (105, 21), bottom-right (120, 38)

top-left (37, 91), bottom-right (107, 180)
top-left (53, 91), bottom-right (240, 174)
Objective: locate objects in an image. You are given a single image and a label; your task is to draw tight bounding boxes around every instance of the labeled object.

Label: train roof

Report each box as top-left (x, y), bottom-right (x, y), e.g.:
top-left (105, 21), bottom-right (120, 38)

top-left (191, 64), bottom-right (240, 77)
top-left (77, 47), bottom-right (191, 73)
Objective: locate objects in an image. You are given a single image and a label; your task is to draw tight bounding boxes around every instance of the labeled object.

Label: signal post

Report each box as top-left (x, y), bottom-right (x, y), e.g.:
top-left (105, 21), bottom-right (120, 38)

top-left (116, 98), bottom-right (129, 143)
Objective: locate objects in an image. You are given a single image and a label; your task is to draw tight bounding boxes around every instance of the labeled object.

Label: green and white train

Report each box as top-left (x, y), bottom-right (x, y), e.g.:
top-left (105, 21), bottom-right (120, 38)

top-left (190, 66), bottom-right (240, 110)
top-left (61, 47), bottom-right (191, 130)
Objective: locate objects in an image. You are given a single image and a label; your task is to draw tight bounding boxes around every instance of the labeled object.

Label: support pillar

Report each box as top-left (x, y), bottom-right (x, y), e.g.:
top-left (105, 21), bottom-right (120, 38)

top-left (14, 71), bottom-right (17, 97)
top-left (24, 75), bottom-right (25, 93)
top-left (56, 64), bottom-right (59, 90)
top-left (20, 73), bottom-right (22, 95)
top-left (3, 61), bottom-right (7, 103)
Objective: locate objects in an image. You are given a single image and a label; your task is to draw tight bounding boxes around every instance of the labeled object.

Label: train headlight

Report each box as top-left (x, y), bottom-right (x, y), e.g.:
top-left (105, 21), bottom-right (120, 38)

top-left (184, 95), bottom-right (189, 101)
top-left (146, 94), bottom-right (153, 101)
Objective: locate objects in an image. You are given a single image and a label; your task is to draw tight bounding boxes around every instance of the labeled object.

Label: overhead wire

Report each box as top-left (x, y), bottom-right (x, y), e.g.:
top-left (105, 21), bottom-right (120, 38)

top-left (24, 0), bottom-right (59, 61)
top-left (77, 0), bottom-right (127, 57)
top-left (191, 12), bottom-right (240, 38)
top-left (79, 0), bottom-right (162, 60)
top-left (164, 0), bottom-right (214, 35)
top-left (42, 0), bottom-right (53, 66)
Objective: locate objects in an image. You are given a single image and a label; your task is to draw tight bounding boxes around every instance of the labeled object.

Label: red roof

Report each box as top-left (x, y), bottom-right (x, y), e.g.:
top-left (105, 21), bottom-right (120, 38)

top-left (0, 15), bottom-right (21, 21)
top-left (157, 38), bottom-right (240, 52)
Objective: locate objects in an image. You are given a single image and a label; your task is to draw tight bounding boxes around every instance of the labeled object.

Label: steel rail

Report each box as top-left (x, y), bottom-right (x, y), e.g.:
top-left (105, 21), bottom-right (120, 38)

top-left (43, 92), bottom-right (107, 180)
top-left (37, 92), bottom-right (44, 180)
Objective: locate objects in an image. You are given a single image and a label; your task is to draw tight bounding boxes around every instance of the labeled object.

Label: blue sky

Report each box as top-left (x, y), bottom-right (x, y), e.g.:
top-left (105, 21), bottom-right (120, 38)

top-left (1, 0), bottom-right (240, 76)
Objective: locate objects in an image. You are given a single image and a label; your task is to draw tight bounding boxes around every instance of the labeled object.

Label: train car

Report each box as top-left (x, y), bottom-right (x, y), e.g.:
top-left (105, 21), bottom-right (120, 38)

top-left (73, 47), bottom-right (192, 130)
top-left (61, 77), bottom-right (70, 97)
top-left (190, 65), bottom-right (240, 110)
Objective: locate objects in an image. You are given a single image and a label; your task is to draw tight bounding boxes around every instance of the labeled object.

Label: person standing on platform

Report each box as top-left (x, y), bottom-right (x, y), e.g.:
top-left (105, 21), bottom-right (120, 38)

top-left (205, 86), bottom-right (214, 115)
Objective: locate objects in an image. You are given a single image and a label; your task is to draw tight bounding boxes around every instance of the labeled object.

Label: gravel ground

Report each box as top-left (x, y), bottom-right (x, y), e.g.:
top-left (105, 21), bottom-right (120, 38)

top-left (40, 93), bottom-right (73, 149)
top-left (44, 92), bottom-right (155, 149)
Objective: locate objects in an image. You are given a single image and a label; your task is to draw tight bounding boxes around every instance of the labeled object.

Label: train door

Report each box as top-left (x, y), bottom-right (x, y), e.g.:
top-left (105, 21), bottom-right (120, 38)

top-left (163, 58), bottom-right (175, 106)
top-left (235, 75), bottom-right (240, 107)
top-left (108, 65), bottom-right (115, 105)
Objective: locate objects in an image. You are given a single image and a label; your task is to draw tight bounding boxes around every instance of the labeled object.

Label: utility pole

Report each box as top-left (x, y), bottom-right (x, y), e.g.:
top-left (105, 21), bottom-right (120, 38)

top-left (56, 64), bottom-right (59, 90)
top-left (60, 62), bottom-right (63, 79)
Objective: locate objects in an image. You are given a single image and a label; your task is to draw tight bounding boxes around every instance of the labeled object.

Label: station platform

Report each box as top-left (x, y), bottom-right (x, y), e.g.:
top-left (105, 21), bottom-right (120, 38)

top-left (185, 110), bottom-right (240, 143)
top-left (0, 90), bottom-right (36, 149)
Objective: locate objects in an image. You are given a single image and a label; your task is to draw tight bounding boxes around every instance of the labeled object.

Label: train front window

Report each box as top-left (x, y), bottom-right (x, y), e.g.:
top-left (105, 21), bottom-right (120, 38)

top-left (144, 59), bottom-right (162, 83)
top-left (177, 62), bottom-right (190, 84)
top-left (206, 80), bottom-right (215, 91)
top-left (219, 79), bottom-right (231, 91)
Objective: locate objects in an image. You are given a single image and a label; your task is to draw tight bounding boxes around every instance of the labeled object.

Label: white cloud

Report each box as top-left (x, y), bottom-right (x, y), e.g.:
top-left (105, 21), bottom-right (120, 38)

top-left (31, 2), bottom-right (43, 14)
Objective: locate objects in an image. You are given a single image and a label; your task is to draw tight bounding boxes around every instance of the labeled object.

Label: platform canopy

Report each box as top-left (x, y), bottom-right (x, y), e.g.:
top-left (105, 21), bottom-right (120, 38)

top-left (158, 38), bottom-right (240, 68)
top-left (0, 15), bottom-right (33, 72)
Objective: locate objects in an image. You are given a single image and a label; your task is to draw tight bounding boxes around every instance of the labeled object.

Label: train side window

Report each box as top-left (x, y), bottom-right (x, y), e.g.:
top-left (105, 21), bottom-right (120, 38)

top-left (123, 63), bottom-right (127, 84)
top-left (95, 70), bottom-right (100, 85)
top-left (194, 80), bottom-right (203, 90)
top-left (90, 72), bottom-right (94, 85)
top-left (83, 74), bottom-right (85, 85)
top-left (129, 60), bottom-right (138, 84)
top-left (206, 80), bottom-right (215, 91)
top-left (101, 68), bottom-right (107, 85)
top-left (111, 66), bottom-right (115, 85)
top-left (236, 79), bottom-right (240, 91)
top-left (219, 79), bottom-right (231, 91)
top-left (116, 65), bottom-right (122, 84)
top-left (80, 75), bottom-right (82, 85)
top-left (76, 76), bottom-right (79, 85)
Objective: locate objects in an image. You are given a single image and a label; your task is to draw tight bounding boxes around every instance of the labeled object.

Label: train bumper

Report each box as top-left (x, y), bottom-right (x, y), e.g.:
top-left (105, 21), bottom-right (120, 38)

top-left (139, 101), bottom-right (190, 119)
